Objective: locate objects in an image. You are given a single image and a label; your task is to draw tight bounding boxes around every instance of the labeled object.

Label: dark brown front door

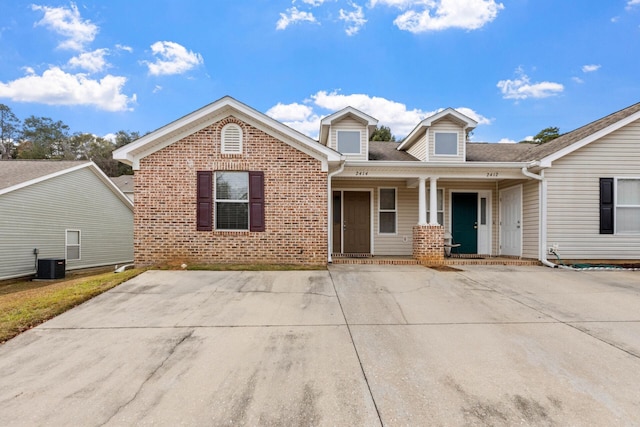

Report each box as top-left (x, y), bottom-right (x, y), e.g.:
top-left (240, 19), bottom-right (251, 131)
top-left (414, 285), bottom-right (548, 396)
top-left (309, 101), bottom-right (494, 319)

top-left (343, 191), bottom-right (370, 253)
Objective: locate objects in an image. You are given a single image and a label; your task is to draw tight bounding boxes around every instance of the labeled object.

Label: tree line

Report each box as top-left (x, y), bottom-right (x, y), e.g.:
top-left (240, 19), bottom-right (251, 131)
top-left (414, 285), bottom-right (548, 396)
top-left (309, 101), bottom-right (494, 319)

top-left (0, 103), bottom-right (138, 176)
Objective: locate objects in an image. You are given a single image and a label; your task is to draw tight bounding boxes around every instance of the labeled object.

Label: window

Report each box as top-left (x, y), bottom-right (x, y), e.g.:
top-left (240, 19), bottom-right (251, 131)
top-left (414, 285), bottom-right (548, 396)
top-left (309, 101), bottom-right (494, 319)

top-left (337, 130), bottom-right (361, 154)
top-left (617, 179), bottom-right (640, 233)
top-left (215, 172), bottom-right (249, 230)
top-left (196, 171), bottom-right (264, 232)
top-left (379, 188), bottom-right (397, 234)
top-left (600, 178), bottom-right (640, 234)
top-left (66, 230), bottom-right (81, 260)
top-left (435, 132), bottom-right (458, 156)
top-left (221, 123), bottom-right (242, 154)
top-left (427, 189), bottom-right (444, 224)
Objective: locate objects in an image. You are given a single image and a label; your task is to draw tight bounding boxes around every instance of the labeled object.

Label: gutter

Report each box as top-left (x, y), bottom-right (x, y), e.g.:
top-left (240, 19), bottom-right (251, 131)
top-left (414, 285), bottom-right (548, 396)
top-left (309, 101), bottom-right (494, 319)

top-left (521, 165), bottom-right (556, 268)
top-left (327, 160), bottom-right (346, 263)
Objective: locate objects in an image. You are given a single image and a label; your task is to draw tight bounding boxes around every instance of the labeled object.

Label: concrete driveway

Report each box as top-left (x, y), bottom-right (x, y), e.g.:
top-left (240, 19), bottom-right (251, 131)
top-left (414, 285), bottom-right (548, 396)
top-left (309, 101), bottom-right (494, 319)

top-left (1, 265), bottom-right (639, 426)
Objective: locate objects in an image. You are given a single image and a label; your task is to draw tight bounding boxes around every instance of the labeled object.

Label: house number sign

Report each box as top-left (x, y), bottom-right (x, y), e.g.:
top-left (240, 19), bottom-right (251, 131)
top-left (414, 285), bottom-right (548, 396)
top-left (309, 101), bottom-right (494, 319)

top-left (355, 170), bottom-right (369, 176)
top-left (486, 171), bottom-right (499, 177)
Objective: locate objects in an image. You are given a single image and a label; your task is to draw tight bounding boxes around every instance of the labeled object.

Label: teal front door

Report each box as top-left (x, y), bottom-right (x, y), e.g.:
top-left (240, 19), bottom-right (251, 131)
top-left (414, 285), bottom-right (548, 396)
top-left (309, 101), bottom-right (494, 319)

top-left (452, 193), bottom-right (478, 254)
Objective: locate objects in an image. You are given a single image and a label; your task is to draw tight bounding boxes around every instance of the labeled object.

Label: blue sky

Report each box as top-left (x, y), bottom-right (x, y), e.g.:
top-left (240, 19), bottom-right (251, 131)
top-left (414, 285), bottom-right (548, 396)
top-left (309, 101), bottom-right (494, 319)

top-left (1, 1), bottom-right (639, 144)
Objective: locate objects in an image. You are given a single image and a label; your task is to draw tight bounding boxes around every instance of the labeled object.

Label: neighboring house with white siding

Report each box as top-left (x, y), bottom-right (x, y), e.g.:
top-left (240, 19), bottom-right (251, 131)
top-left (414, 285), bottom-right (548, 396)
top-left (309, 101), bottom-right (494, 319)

top-left (113, 96), bottom-right (640, 267)
top-left (109, 175), bottom-right (134, 202)
top-left (0, 160), bottom-right (134, 280)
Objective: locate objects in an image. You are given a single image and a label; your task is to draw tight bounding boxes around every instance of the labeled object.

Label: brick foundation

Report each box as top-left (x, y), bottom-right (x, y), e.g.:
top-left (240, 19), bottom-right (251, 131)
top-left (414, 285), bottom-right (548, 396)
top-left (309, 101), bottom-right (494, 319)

top-left (413, 225), bottom-right (444, 265)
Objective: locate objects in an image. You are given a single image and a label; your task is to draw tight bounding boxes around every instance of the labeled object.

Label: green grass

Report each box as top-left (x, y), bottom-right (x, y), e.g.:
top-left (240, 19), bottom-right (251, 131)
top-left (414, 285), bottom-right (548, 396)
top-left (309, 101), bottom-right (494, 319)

top-left (0, 269), bottom-right (144, 343)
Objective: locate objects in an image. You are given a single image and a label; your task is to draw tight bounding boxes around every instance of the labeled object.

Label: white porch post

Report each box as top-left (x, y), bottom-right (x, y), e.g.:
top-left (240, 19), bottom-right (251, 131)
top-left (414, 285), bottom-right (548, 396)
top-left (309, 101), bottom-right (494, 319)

top-left (418, 177), bottom-right (427, 225)
top-left (429, 177), bottom-right (439, 225)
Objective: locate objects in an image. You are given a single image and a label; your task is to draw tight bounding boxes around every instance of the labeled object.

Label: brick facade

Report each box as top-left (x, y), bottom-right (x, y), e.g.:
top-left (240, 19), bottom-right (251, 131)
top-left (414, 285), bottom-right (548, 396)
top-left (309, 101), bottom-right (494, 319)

top-left (412, 225), bottom-right (444, 265)
top-left (134, 116), bottom-right (328, 267)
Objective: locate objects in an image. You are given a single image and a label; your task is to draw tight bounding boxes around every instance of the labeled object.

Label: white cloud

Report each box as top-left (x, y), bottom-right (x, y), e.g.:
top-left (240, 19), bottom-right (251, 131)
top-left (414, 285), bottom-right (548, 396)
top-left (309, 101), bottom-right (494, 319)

top-left (0, 66), bottom-right (135, 111)
top-left (582, 64), bottom-right (601, 73)
top-left (572, 76), bottom-right (585, 84)
top-left (339, 2), bottom-right (367, 35)
top-left (497, 68), bottom-right (564, 100)
top-left (268, 90), bottom-right (490, 139)
top-left (152, 85), bottom-right (163, 93)
top-left (387, 0), bottom-right (504, 32)
top-left (300, 0), bottom-right (329, 5)
top-left (103, 133), bottom-right (117, 142)
top-left (627, 0), bottom-right (640, 9)
top-left (32, 3), bottom-right (98, 51)
top-left (68, 48), bottom-right (109, 73)
top-left (116, 44), bottom-right (133, 53)
top-left (276, 7), bottom-right (317, 30)
top-left (497, 138), bottom-right (517, 144)
top-left (145, 41), bottom-right (203, 76)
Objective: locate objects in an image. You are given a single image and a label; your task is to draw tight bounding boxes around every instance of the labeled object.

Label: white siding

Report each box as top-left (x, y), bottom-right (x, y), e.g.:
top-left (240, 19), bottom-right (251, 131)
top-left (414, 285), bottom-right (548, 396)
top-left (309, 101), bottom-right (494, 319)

top-left (428, 119), bottom-right (466, 163)
top-left (546, 119), bottom-right (640, 259)
top-left (0, 168), bottom-right (134, 279)
top-left (522, 180), bottom-right (540, 259)
top-left (330, 117), bottom-right (368, 161)
top-left (407, 133), bottom-right (427, 161)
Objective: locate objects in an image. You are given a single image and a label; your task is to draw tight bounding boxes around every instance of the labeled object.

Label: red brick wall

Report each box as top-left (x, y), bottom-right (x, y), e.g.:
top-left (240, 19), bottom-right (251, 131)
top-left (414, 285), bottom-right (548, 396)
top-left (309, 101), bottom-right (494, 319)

top-left (134, 116), bottom-right (328, 266)
top-left (413, 225), bottom-right (444, 265)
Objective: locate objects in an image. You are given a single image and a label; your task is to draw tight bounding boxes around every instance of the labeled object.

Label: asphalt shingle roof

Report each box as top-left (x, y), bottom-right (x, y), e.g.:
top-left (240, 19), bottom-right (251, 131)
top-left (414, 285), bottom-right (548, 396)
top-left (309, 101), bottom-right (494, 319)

top-left (368, 140), bottom-right (419, 161)
top-left (0, 160), bottom-right (90, 191)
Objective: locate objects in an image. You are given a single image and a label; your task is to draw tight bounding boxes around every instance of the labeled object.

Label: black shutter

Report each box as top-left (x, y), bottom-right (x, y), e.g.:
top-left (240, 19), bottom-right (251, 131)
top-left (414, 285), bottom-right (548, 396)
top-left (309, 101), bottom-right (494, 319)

top-left (600, 178), bottom-right (614, 234)
top-left (197, 171), bottom-right (213, 231)
top-left (249, 171), bottom-right (265, 232)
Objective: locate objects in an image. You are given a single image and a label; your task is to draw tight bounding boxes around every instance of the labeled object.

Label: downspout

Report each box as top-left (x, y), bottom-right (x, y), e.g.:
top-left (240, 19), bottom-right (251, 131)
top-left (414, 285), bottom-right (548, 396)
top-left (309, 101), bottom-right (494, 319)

top-left (521, 165), bottom-right (556, 268)
top-left (327, 161), bottom-right (346, 263)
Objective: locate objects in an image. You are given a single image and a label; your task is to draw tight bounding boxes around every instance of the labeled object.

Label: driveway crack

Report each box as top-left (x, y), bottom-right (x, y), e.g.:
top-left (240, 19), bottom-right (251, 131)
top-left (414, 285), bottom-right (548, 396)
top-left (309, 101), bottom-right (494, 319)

top-left (99, 328), bottom-right (194, 426)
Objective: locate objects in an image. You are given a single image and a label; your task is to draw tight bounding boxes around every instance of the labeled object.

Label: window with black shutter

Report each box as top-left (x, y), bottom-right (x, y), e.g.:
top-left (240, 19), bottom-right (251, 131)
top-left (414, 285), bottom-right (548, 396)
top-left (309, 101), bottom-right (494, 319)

top-left (600, 177), bottom-right (614, 234)
top-left (249, 171), bottom-right (265, 232)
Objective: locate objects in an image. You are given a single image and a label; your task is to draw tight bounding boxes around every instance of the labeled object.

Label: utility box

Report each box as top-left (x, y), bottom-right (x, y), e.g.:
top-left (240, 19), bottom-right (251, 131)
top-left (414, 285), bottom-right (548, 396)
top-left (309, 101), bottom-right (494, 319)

top-left (37, 258), bottom-right (66, 279)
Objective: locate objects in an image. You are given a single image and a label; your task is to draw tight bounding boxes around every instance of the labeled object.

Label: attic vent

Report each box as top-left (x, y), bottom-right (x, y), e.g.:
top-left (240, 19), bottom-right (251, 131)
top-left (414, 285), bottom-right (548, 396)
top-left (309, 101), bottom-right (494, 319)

top-left (222, 123), bottom-right (243, 154)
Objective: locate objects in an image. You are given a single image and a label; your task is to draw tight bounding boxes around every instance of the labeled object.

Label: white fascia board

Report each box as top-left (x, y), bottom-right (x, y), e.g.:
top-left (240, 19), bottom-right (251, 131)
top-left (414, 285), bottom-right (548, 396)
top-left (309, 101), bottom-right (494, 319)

top-left (399, 108), bottom-right (479, 152)
top-left (0, 162), bottom-right (92, 196)
top-left (338, 161), bottom-right (533, 179)
top-left (397, 123), bottom-right (425, 151)
top-left (114, 96), bottom-right (339, 169)
top-left (539, 110), bottom-right (640, 167)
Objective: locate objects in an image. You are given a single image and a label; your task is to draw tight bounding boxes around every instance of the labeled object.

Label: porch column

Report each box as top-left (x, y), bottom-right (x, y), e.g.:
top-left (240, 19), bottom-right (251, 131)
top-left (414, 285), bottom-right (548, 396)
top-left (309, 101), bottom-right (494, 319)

top-left (418, 177), bottom-right (427, 225)
top-left (429, 177), bottom-right (439, 225)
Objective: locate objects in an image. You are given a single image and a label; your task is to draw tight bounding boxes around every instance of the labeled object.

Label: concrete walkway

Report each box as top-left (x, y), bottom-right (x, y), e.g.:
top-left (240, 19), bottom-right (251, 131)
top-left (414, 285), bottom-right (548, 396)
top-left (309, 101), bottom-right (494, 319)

top-left (0, 265), bottom-right (639, 425)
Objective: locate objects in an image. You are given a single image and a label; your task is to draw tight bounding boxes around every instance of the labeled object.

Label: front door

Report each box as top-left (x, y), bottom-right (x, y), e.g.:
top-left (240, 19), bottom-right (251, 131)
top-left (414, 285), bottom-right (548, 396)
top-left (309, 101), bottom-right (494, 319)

top-left (343, 191), bottom-right (370, 253)
top-left (500, 186), bottom-right (522, 256)
top-left (452, 192), bottom-right (478, 254)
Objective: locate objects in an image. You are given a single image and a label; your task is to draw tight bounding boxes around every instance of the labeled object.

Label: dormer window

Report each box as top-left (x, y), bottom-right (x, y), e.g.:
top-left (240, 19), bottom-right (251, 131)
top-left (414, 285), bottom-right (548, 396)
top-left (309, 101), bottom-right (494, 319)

top-left (337, 130), bottom-right (361, 154)
top-left (221, 123), bottom-right (243, 154)
top-left (434, 132), bottom-right (458, 156)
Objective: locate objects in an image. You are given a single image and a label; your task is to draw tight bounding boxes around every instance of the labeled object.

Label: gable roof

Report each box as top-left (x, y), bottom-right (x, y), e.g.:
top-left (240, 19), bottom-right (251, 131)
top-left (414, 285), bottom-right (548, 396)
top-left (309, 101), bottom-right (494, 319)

top-left (114, 96), bottom-right (342, 170)
top-left (110, 175), bottom-right (134, 193)
top-left (0, 160), bottom-right (133, 209)
top-left (465, 143), bottom-right (533, 162)
top-left (397, 108), bottom-right (478, 151)
top-left (319, 107), bottom-right (378, 146)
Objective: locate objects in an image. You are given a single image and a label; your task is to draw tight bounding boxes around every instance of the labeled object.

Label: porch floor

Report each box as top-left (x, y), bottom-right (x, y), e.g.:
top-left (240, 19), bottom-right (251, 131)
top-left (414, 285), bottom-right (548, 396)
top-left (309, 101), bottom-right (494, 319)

top-left (331, 254), bottom-right (541, 266)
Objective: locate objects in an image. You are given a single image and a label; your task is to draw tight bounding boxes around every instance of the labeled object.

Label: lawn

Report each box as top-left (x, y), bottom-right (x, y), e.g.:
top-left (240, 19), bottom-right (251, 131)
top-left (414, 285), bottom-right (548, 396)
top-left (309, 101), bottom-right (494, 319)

top-left (0, 269), bottom-right (144, 343)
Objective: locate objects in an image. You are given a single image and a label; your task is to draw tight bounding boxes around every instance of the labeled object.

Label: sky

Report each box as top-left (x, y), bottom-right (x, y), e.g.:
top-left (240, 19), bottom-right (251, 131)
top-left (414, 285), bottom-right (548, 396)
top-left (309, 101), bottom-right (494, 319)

top-left (1, 0), bottom-right (639, 144)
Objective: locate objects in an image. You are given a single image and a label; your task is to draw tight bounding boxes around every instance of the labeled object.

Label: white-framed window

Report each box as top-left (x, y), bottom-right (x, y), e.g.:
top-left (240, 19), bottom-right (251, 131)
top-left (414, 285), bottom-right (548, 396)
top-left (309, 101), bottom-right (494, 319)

top-left (434, 132), bottom-right (458, 156)
top-left (337, 130), bottom-right (361, 154)
top-left (221, 123), bottom-right (243, 154)
top-left (379, 188), bottom-right (397, 234)
top-left (66, 229), bottom-right (81, 260)
top-left (616, 178), bottom-right (640, 234)
top-left (427, 189), bottom-right (444, 224)
top-left (215, 172), bottom-right (249, 230)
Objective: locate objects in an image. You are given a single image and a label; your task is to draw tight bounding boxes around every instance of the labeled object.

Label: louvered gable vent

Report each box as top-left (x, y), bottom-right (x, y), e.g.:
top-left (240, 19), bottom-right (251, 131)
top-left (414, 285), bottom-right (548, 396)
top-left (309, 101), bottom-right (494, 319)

top-left (222, 123), bottom-right (242, 153)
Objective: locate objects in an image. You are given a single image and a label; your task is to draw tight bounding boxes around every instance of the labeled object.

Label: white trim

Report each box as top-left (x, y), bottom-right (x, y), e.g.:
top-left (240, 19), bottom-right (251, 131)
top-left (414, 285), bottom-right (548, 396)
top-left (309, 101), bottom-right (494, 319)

top-left (113, 96), bottom-right (341, 170)
top-left (449, 189), bottom-right (491, 255)
top-left (65, 229), bottom-right (82, 261)
top-left (398, 108), bottom-right (477, 151)
top-left (498, 185), bottom-right (522, 257)
top-left (540, 110), bottom-right (640, 167)
top-left (319, 106), bottom-right (378, 146)
top-left (221, 123), bottom-right (243, 154)
top-left (614, 176), bottom-right (640, 235)
top-left (332, 188), bottom-right (375, 255)
top-left (336, 129), bottom-right (362, 155)
top-left (0, 162), bottom-right (133, 211)
top-left (214, 171), bottom-right (250, 231)
top-left (433, 131), bottom-right (459, 156)
top-left (378, 187), bottom-right (398, 235)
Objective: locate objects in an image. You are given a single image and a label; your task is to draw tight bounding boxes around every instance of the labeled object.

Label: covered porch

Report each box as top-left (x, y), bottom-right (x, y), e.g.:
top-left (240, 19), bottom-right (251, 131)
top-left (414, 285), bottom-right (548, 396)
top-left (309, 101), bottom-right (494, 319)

top-left (329, 162), bottom-right (541, 265)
